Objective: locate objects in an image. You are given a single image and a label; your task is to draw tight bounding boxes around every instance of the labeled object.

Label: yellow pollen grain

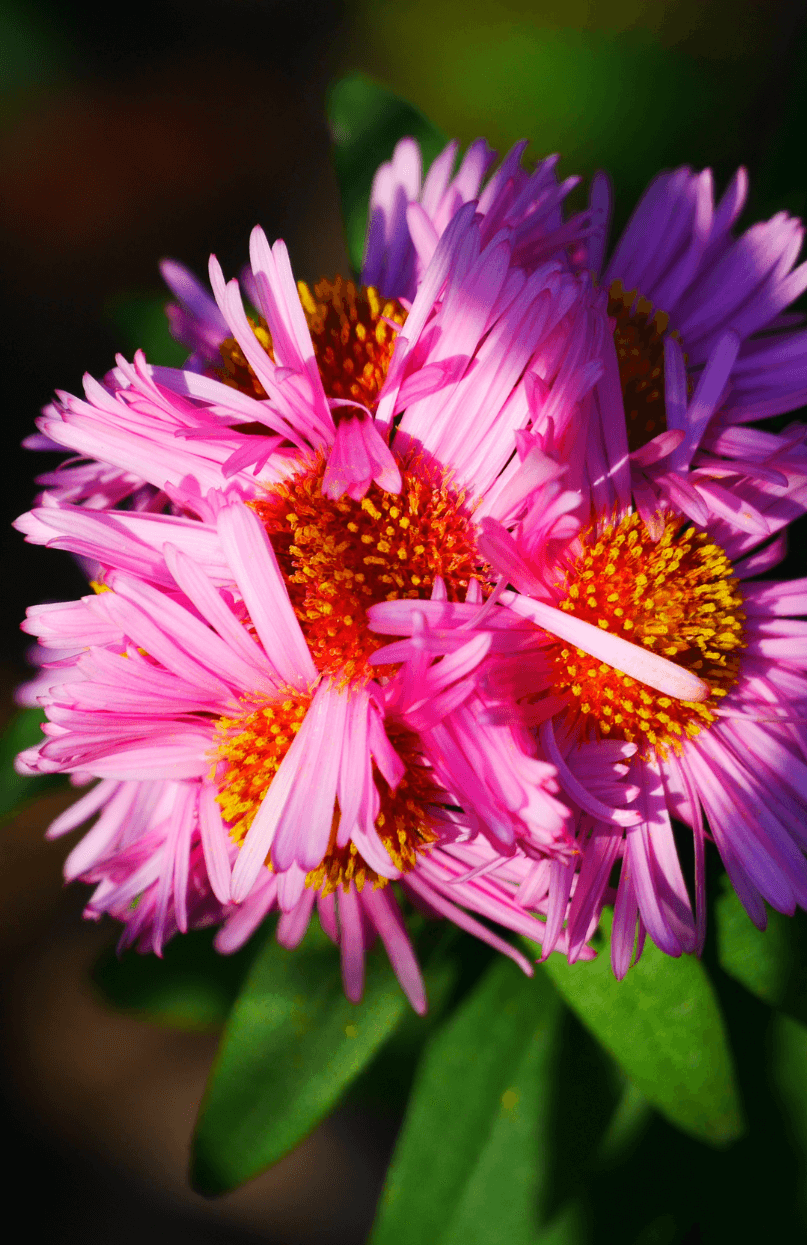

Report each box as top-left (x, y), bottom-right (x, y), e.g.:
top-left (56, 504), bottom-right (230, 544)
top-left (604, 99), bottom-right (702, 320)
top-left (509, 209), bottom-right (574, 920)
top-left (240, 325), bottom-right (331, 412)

top-left (547, 511), bottom-right (746, 758)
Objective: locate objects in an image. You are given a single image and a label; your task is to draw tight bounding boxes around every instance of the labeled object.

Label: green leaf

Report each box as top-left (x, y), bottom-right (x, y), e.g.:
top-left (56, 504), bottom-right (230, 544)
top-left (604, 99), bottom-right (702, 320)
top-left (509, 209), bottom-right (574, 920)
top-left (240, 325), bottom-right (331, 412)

top-left (343, 926), bottom-right (468, 1118)
top-left (92, 925), bottom-right (266, 1031)
top-left (191, 918), bottom-right (447, 1194)
top-left (371, 958), bottom-right (563, 1245)
top-left (715, 876), bottom-right (807, 1025)
top-left (106, 292), bottom-right (188, 367)
top-left (768, 1011), bottom-right (807, 1226)
top-left (537, 910), bottom-right (745, 1148)
top-left (594, 1078), bottom-right (653, 1171)
top-left (0, 707), bottom-right (67, 824)
top-left (327, 73), bottom-right (447, 275)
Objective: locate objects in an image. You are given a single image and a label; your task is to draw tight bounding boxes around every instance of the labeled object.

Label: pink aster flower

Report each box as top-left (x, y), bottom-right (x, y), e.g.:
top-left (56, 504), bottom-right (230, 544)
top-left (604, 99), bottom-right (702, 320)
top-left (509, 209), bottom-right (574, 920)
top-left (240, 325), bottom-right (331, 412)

top-left (158, 136), bottom-right (586, 368)
top-left (369, 415), bottom-right (807, 976)
top-left (20, 193), bottom-right (605, 861)
top-left (151, 186), bottom-right (600, 508)
top-left (29, 132), bottom-right (596, 515)
top-left (16, 489), bottom-right (579, 1009)
top-left (579, 164), bottom-right (807, 533)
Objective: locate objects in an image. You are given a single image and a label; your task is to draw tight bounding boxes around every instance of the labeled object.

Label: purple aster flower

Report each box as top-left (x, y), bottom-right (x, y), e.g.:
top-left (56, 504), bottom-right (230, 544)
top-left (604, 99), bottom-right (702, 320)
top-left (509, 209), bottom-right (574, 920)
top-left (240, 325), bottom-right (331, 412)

top-left (580, 164), bottom-right (807, 533)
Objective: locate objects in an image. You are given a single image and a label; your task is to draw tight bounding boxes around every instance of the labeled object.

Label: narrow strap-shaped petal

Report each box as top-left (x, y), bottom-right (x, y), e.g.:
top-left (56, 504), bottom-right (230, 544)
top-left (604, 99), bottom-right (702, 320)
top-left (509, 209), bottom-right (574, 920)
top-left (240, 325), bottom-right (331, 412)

top-left (504, 592), bottom-right (710, 702)
top-left (198, 782), bottom-right (233, 904)
top-left (216, 499), bottom-right (316, 690)
top-left (337, 885), bottom-right (367, 1004)
top-left (539, 719), bottom-right (640, 827)
top-left (277, 888), bottom-right (317, 949)
top-left (362, 886), bottom-right (426, 1013)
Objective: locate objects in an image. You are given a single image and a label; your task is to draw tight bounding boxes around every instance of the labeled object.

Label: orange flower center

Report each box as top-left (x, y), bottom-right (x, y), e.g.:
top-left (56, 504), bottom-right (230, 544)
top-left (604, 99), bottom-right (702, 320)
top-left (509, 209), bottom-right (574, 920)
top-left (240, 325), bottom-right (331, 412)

top-left (213, 699), bottom-right (438, 892)
top-left (548, 511), bottom-right (746, 757)
top-left (251, 457), bottom-right (489, 681)
top-left (218, 277), bottom-right (407, 409)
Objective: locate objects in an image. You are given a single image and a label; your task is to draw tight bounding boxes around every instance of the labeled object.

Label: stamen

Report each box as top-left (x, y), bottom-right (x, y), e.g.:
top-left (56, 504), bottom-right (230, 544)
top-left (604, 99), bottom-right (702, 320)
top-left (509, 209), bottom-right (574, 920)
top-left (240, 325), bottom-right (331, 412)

top-left (213, 694), bottom-right (310, 846)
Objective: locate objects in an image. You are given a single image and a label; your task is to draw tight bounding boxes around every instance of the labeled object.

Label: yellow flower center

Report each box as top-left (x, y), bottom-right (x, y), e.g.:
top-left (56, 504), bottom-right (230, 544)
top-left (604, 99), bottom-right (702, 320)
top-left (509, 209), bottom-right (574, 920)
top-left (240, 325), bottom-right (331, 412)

top-left (251, 457), bottom-right (489, 681)
top-left (213, 700), bottom-right (438, 892)
top-left (609, 279), bottom-right (681, 454)
top-left (214, 694), bottom-right (310, 847)
top-left (548, 512), bottom-right (746, 757)
top-left (218, 277), bottom-right (407, 409)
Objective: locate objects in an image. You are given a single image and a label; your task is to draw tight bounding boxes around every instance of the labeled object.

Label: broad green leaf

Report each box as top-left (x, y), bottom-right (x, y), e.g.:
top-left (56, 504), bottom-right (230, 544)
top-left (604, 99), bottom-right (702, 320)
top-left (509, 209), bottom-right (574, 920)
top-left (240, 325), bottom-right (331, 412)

top-left (343, 925), bottom-right (471, 1118)
top-left (327, 73), bottom-right (447, 274)
top-left (715, 878), bottom-right (807, 1025)
top-left (0, 707), bottom-right (67, 824)
top-left (371, 958), bottom-right (562, 1245)
top-left (106, 292), bottom-right (188, 367)
top-left (535, 1203), bottom-right (587, 1245)
top-left (537, 911), bottom-right (744, 1147)
top-left (594, 1079), bottom-right (652, 1170)
top-left (92, 926), bottom-right (266, 1031)
top-left (191, 919), bottom-right (452, 1194)
top-left (768, 1011), bottom-right (807, 1226)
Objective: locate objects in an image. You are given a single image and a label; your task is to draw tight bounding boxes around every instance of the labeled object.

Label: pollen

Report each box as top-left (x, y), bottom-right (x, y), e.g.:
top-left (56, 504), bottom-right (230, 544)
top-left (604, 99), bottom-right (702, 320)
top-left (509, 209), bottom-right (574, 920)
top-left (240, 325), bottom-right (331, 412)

top-left (306, 725), bottom-right (440, 896)
top-left (213, 694), bottom-right (311, 847)
top-left (549, 511), bottom-right (746, 757)
top-left (213, 704), bottom-right (438, 892)
top-left (609, 279), bottom-right (685, 454)
top-left (218, 277), bottom-right (407, 409)
top-left (252, 456), bottom-right (489, 680)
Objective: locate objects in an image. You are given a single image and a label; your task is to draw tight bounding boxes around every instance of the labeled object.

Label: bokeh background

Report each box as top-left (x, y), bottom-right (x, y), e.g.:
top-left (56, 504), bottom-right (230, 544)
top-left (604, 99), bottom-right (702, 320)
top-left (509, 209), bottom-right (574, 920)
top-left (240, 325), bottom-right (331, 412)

top-left (2, 2), bottom-right (806, 1241)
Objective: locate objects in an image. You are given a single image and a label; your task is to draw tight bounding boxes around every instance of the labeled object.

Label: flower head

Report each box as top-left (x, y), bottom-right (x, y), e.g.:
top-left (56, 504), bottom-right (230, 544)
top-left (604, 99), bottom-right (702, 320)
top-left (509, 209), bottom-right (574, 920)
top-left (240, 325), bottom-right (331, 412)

top-left (581, 164), bottom-right (807, 535)
top-left (370, 399), bottom-right (807, 975)
top-left (16, 486), bottom-right (577, 1007)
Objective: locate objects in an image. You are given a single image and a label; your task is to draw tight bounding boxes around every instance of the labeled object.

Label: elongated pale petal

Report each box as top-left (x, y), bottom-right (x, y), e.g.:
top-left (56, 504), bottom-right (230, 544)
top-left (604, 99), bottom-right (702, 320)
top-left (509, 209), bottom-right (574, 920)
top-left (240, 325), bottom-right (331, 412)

top-left (217, 500), bottom-right (316, 691)
top-left (504, 592), bottom-right (710, 703)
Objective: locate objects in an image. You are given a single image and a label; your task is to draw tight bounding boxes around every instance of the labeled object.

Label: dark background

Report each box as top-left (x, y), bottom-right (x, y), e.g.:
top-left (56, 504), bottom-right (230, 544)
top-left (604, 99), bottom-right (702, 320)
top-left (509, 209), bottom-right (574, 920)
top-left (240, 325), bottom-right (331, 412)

top-left (2, 2), bottom-right (807, 1242)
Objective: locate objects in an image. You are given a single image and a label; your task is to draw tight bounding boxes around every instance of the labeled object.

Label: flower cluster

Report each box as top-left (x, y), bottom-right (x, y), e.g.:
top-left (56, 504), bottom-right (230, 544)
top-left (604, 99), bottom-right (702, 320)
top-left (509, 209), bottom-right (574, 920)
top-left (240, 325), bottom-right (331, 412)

top-left (16, 135), bottom-right (807, 1006)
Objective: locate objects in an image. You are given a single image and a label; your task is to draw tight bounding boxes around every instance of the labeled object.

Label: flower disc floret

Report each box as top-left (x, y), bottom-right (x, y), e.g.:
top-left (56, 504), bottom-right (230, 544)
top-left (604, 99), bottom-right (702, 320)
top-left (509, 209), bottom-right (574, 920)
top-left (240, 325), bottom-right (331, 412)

top-left (608, 279), bottom-right (677, 453)
top-left (253, 458), bottom-right (489, 680)
top-left (214, 700), bottom-right (438, 894)
top-left (549, 511), bottom-right (746, 755)
top-left (214, 694), bottom-right (310, 845)
top-left (219, 277), bottom-right (407, 408)
top-left (307, 725), bottom-right (440, 896)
